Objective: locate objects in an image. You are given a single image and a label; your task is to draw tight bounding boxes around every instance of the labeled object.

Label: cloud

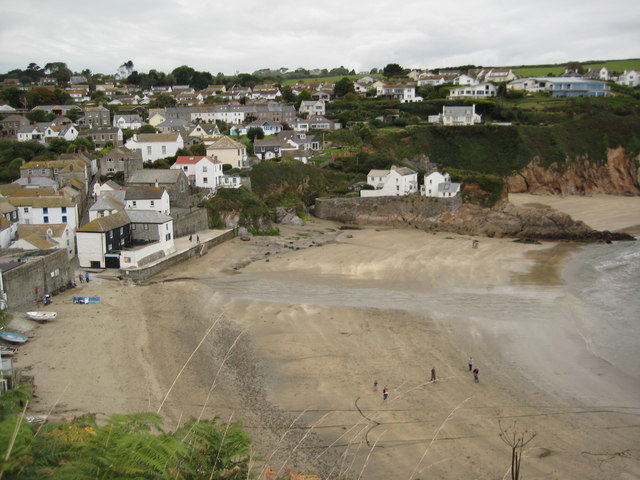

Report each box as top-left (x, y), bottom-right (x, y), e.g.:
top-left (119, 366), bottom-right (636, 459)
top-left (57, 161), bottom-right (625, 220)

top-left (1, 0), bottom-right (638, 75)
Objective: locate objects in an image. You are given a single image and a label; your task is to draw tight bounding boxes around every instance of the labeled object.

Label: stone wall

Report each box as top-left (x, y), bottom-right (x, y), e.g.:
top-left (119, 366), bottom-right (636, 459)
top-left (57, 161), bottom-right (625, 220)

top-left (3, 249), bottom-right (74, 310)
top-left (313, 195), bottom-right (462, 226)
top-left (172, 207), bottom-right (209, 237)
top-left (121, 229), bottom-right (235, 283)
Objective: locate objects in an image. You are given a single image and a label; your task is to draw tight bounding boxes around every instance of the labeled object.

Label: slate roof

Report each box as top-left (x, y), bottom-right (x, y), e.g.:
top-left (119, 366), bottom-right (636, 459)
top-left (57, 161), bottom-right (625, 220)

top-left (126, 210), bottom-right (172, 224)
top-left (124, 186), bottom-right (165, 200)
top-left (208, 136), bottom-right (245, 150)
top-left (128, 169), bottom-right (185, 184)
top-left (9, 196), bottom-right (75, 208)
top-left (134, 133), bottom-right (181, 143)
top-left (78, 210), bottom-right (130, 233)
top-left (90, 192), bottom-right (126, 212)
top-left (0, 199), bottom-right (17, 215)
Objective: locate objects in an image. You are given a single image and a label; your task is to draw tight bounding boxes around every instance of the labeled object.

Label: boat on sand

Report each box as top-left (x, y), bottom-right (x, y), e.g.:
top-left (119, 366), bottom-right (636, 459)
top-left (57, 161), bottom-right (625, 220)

top-left (26, 311), bottom-right (57, 322)
top-left (0, 331), bottom-right (29, 344)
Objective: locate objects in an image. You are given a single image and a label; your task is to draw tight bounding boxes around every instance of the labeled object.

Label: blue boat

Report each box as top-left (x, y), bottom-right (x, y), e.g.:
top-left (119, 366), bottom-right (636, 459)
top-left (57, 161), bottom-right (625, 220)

top-left (0, 331), bottom-right (29, 344)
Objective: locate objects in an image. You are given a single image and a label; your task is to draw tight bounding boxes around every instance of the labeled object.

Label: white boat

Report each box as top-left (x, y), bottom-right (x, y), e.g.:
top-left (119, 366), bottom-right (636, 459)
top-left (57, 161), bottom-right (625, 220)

top-left (26, 311), bottom-right (57, 322)
top-left (0, 345), bottom-right (16, 356)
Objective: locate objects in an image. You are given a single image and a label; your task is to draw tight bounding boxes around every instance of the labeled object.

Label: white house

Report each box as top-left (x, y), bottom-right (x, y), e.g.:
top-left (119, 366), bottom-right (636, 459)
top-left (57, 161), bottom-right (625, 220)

top-left (125, 187), bottom-right (170, 215)
top-left (0, 217), bottom-right (14, 249)
top-left (428, 105), bottom-right (482, 125)
top-left (376, 84), bottom-right (423, 103)
top-left (10, 196), bottom-right (79, 232)
top-left (171, 156), bottom-right (223, 189)
top-left (449, 83), bottom-right (497, 99)
top-left (617, 70), bottom-right (640, 87)
top-left (113, 114), bottom-right (143, 130)
top-left (421, 171), bottom-right (461, 198)
top-left (44, 124), bottom-right (78, 142)
top-left (76, 210), bottom-right (132, 269)
top-left (125, 133), bottom-right (184, 162)
top-left (299, 100), bottom-right (326, 116)
top-left (454, 74), bottom-right (479, 86)
top-left (13, 223), bottom-right (75, 259)
top-left (361, 166), bottom-right (419, 197)
top-left (121, 210), bottom-right (175, 269)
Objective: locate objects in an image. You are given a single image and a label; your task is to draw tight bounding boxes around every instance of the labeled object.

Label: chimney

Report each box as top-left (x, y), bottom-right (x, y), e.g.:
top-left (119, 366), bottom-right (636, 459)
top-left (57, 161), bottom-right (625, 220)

top-left (155, 179), bottom-right (158, 188)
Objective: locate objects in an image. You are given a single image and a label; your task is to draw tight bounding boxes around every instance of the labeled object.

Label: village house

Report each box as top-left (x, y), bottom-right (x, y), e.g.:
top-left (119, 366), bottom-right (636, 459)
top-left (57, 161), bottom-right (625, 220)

top-left (81, 105), bottom-right (111, 126)
top-left (0, 114), bottom-right (29, 137)
top-left (299, 100), bottom-right (326, 116)
top-left (113, 114), bottom-right (144, 130)
top-left (9, 196), bottom-right (80, 232)
top-left (79, 127), bottom-right (123, 149)
top-left (616, 70), bottom-right (640, 87)
top-left (188, 123), bottom-right (221, 139)
top-left (126, 169), bottom-right (190, 208)
top-left (361, 166), bottom-right (419, 197)
top-left (125, 132), bottom-right (184, 162)
top-left (13, 223), bottom-right (75, 259)
top-left (76, 210), bottom-right (133, 269)
top-left (376, 83), bottom-right (422, 103)
top-left (448, 83), bottom-right (498, 99)
top-left (428, 105), bottom-right (482, 125)
top-left (421, 171), bottom-right (461, 198)
top-left (99, 146), bottom-right (143, 178)
top-left (206, 136), bottom-right (247, 169)
top-left (171, 155), bottom-right (223, 189)
top-left (16, 124), bottom-right (46, 143)
top-left (44, 124), bottom-right (79, 143)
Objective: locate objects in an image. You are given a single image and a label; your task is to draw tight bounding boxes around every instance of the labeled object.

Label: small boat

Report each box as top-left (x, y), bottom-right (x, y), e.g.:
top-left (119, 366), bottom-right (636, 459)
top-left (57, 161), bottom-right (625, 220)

top-left (0, 345), bottom-right (16, 356)
top-left (0, 332), bottom-right (29, 344)
top-left (26, 311), bottom-right (57, 322)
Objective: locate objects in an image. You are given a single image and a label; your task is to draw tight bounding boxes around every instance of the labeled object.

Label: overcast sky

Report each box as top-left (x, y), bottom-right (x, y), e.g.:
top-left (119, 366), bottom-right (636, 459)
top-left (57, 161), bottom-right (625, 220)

top-left (1, 0), bottom-right (638, 76)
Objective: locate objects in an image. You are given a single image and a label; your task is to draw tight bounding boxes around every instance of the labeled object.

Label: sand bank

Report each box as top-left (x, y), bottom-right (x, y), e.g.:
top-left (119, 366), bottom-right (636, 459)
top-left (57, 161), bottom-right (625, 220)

top-left (11, 197), bottom-right (640, 479)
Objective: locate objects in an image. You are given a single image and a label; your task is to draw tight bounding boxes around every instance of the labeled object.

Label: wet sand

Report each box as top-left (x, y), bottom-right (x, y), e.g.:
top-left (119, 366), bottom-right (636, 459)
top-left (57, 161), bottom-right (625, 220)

top-left (11, 196), bottom-right (640, 479)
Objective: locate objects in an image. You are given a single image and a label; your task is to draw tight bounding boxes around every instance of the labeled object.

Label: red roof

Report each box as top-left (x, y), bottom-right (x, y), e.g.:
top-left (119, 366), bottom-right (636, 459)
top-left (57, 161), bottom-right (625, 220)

top-left (174, 155), bottom-right (220, 165)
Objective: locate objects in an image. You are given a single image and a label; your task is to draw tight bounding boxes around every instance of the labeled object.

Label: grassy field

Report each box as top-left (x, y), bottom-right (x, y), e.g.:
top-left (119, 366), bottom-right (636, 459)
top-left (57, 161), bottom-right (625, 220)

top-left (512, 59), bottom-right (640, 77)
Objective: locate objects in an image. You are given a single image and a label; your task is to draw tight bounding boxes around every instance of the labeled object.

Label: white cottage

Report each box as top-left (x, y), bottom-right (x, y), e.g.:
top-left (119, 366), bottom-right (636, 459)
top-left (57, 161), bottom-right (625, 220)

top-left (421, 171), bottom-right (461, 198)
top-left (125, 133), bottom-right (184, 162)
top-left (361, 166), bottom-right (418, 197)
top-left (171, 156), bottom-right (223, 189)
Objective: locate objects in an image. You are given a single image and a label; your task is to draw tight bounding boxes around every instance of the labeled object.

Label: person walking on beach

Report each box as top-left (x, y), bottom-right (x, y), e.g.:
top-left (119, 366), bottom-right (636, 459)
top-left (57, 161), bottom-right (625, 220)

top-left (189, 234), bottom-right (192, 242)
top-left (383, 387), bottom-right (389, 400)
top-left (473, 368), bottom-right (479, 383)
top-left (373, 380), bottom-right (378, 391)
top-left (197, 235), bottom-right (200, 243)
top-left (430, 367), bottom-right (437, 382)
top-left (85, 272), bottom-right (90, 283)
top-left (468, 356), bottom-right (473, 371)
top-left (78, 273), bottom-right (84, 284)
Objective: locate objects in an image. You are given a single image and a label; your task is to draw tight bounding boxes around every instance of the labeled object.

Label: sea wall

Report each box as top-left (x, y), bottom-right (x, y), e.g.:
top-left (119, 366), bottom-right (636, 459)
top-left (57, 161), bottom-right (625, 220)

top-left (3, 249), bottom-right (73, 310)
top-left (120, 229), bottom-right (235, 283)
top-left (172, 207), bottom-right (209, 238)
top-left (314, 195), bottom-right (462, 225)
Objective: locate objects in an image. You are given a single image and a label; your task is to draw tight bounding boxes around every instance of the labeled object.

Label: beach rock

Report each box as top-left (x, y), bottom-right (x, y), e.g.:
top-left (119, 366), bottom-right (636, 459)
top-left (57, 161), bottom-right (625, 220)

top-left (506, 147), bottom-right (640, 195)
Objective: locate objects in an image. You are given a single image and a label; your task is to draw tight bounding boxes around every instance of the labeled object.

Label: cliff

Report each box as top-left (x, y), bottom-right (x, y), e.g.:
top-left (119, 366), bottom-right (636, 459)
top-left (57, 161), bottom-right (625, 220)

top-left (506, 147), bottom-right (640, 195)
top-left (313, 196), bottom-right (634, 242)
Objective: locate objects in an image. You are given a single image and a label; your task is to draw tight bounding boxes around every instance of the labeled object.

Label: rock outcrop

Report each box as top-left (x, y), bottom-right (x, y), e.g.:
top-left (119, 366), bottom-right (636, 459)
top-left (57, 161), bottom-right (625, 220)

top-left (313, 196), bottom-right (634, 242)
top-left (507, 147), bottom-right (640, 195)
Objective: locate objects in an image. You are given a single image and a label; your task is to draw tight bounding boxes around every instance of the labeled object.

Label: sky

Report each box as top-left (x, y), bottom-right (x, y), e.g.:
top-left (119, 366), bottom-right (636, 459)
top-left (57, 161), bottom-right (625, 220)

top-left (1, 0), bottom-right (639, 76)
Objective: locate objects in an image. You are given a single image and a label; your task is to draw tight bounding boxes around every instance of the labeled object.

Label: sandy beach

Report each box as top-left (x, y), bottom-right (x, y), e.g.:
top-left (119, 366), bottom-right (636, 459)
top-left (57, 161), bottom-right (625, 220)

top-left (11, 195), bottom-right (640, 479)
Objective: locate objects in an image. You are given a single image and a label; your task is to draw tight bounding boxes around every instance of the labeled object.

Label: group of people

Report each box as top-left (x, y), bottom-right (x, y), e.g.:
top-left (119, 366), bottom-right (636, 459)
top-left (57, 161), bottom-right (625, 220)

top-left (188, 234), bottom-right (200, 243)
top-left (78, 272), bottom-right (90, 284)
top-left (374, 356), bottom-right (480, 401)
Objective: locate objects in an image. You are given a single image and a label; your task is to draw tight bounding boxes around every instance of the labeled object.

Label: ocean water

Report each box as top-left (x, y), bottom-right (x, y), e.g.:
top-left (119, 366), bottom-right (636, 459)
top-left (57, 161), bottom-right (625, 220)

top-left (563, 236), bottom-right (640, 381)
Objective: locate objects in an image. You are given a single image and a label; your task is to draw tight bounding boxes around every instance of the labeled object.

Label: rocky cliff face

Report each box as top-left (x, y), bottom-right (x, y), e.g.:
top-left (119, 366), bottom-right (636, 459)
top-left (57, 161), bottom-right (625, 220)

top-left (507, 147), bottom-right (640, 195)
top-left (314, 196), bottom-right (633, 242)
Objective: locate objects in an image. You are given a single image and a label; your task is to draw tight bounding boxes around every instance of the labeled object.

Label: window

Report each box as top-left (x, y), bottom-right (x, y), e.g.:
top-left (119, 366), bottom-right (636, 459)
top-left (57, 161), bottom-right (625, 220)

top-left (150, 201), bottom-right (154, 206)
top-left (120, 227), bottom-right (123, 234)
top-left (202, 166), bottom-right (207, 172)
top-left (203, 177), bottom-right (208, 184)
top-left (43, 216), bottom-right (49, 223)
top-left (62, 215), bottom-right (67, 222)
top-left (23, 207), bottom-right (28, 213)
top-left (166, 233), bottom-right (171, 241)
top-left (108, 231), bottom-right (112, 239)
top-left (43, 207), bottom-right (48, 214)
top-left (144, 224), bottom-right (149, 230)
top-left (183, 166), bottom-right (188, 171)
top-left (162, 146), bottom-right (167, 154)
top-left (132, 201), bottom-right (137, 207)
top-left (132, 224), bottom-right (136, 230)
top-left (61, 207), bottom-right (67, 213)
top-left (147, 146), bottom-right (152, 155)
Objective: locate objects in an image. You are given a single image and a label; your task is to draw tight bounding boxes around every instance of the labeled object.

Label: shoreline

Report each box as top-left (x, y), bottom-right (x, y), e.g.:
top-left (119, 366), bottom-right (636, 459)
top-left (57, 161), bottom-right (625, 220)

top-left (9, 196), bottom-right (640, 479)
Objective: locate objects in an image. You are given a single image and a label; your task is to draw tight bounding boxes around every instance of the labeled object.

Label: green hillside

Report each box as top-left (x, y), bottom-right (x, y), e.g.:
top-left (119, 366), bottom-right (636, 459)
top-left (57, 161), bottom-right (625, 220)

top-left (511, 59), bottom-right (640, 77)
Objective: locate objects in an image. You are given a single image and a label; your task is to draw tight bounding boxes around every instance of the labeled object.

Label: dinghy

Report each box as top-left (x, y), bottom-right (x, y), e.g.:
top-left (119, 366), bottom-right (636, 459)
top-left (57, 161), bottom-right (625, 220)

top-left (26, 311), bottom-right (57, 322)
top-left (0, 332), bottom-right (29, 344)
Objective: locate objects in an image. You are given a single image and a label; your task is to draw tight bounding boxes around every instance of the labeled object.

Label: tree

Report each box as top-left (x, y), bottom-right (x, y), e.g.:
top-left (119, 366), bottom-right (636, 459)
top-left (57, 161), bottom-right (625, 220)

top-left (383, 63), bottom-right (405, 78)
top-left (47, 138), bottom-right (70, 155)
top-left (0, 87), bottom-right (24, 108)
top-left (26, 109), bottom-right (54, 123)
top-left (565, 61), bottom-right (584, 74)
top-left (138, 124), bottom-right (158, 134)
top-left (334, 77), bottom-right (355, 98)
top-left (43, 62), bottom-right (72, 84)
top-left (172, 65), bottom-right (195, 85)
top-left (247, 127), bottom-right (265, 142)
top-left (149, 94), bottom-right (176, 108)
top-left (281, 85), bottom-right (296, 103)
top-left (25, 87), bottom-right (58, 108)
